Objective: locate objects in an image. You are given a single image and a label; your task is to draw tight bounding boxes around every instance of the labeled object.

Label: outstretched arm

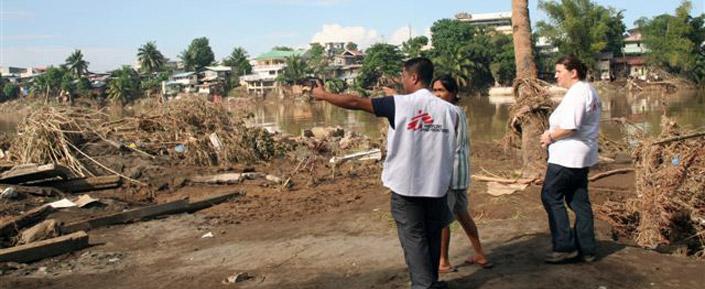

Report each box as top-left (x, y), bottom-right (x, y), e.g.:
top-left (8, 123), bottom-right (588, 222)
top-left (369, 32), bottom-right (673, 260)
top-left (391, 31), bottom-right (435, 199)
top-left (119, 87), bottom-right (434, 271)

top-left (311, 81), bottom-right (373, 113)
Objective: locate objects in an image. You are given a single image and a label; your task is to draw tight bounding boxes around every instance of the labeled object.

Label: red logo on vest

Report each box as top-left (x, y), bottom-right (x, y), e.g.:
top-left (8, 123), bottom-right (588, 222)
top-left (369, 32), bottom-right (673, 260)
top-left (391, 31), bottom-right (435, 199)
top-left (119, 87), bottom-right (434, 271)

top-left (407, 110), bottom-right (434, 131)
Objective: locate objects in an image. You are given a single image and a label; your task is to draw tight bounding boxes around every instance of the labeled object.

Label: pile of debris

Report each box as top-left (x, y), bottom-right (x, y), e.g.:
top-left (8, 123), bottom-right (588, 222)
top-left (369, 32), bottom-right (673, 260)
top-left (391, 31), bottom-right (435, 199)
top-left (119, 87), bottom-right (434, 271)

top-left (597, 117), bottom-right (705, 258)
top-left (9, 97), bottom-right (288, 178)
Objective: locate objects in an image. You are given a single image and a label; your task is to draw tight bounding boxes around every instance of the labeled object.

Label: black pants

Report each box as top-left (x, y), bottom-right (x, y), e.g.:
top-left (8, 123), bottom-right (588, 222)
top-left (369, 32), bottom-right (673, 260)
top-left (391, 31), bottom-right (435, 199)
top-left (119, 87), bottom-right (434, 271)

top-left (540, 163), bottom-right (597, 255)
top-left (390, 192), bottom-right (451, 289)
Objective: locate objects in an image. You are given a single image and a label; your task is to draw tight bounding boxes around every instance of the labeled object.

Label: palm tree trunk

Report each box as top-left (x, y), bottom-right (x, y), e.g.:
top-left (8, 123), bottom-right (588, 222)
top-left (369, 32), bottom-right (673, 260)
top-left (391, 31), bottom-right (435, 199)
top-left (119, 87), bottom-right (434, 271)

top-left (511, 0), bottom-right (548, 179)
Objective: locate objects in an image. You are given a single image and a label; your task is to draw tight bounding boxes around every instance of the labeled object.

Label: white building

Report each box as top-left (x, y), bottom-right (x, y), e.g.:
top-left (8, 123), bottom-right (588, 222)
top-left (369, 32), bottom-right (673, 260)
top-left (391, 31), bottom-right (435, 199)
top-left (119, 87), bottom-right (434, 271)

top-left (455, 12), bottom-right (513, 35)
top-left (240, 49), bottom-right (304, 96)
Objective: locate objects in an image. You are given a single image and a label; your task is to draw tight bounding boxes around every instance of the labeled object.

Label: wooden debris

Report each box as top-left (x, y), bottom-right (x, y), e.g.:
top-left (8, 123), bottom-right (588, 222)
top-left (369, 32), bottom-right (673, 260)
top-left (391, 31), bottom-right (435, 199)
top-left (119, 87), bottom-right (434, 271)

top-left (588, 168), bottom-right (635, 182)
top-left (61, 199), bottom-right (189, 234)
top-left (18, 219), bottom-right (59, 245)
top-left (329, 149), bottom-right (382, 164)
top-left (189, 173), bottom-right (243, 184)
top-left (0, 205), bottom-right (54, 239)
top-left (35, 175), bottom-right (121, 193)
top-left (0, 184), bottom-right (63, 197)
top-left (0, 231), bottom-right (89, 263)
top-left (471, 174), bottom-right (536, 185)
top-left (184, 191), bottom-right (243, 212)
top-left (0, 163), bottom-right (74, 185)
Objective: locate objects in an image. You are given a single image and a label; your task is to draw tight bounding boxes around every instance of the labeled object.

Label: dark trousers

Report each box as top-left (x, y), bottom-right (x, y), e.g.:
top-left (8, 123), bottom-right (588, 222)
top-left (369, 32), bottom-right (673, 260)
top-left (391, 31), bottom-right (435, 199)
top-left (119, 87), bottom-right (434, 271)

top-left (391, 192), bottom-right (451, 289)
top-left (541, 163), bottom-right (597, 255)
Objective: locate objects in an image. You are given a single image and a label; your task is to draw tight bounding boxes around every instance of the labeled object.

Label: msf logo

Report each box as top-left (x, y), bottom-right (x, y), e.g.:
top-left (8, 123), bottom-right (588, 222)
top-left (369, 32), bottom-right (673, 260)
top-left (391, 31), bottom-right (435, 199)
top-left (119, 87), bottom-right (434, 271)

top-left (407, 110), bottom-right (434, 131)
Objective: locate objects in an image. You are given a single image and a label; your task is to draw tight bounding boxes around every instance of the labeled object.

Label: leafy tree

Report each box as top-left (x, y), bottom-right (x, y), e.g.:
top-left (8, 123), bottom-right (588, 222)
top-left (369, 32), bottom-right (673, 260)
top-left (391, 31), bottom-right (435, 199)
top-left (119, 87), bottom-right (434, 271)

top-left (277, 55), bottom-right (310, 84)
top-left (636, 0), bottom-right (705, 83)
top-left (108, 66), bottom-right (141, 104)
top-left (429, 19), bottom-right (476, 54)
top-left (325, 79), bottom-right (347, 93)
top-left (180, 37), bottom-right (215, 71)
top-left (272, 46), bottom-right (294, 51)
top-left (345, 42), bottom-right (358, 51)
top-left (222, 47), bottom-right (252, 77)
top-left (60, 73), bottom-right (75, 103)
top-left (537, 0), bottom-right (626, 71)
top-left (306, 43), bottom-right (329, 79)
top-left (401, 36), bottom-right (429, 58)
top-left (65, 49), bottom-right (89, 77)
top-left (137, 41), bottom-right (166, 74)
top-left (357, 43), bottom-right (404, 88)
top-left (2, 83), bottom-right (19, 102)
top-left (76, 77), bottom-right (92, 96)
top-left (490, 34), bottom-right (516, 86)
top-left (141, 71), bottom-right (170, 98)
top-left (31, 66), bottom-right (67, 101)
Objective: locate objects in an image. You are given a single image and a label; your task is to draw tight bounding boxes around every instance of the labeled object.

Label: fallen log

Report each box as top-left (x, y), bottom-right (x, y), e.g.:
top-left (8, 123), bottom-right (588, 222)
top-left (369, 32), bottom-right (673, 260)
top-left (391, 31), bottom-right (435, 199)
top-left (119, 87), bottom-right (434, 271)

top-left (0, 205), bottom-right (54, 239)
top-left (61, 199), bottom-right (189, 234)
top-left (588, 168), bottom-right (635, 182)
top-left (34, 175), bottom-right (121, 193)
top-left (652, 131), bottom-right (705, 145)
top-left (184, 191), bottom-right (243, 212)
top-left (189, 173), bottom-right (243, 184)
top-left (471, 175), bottom-right (536, 185)
top-left (0, 231), bottom-right (89, 263)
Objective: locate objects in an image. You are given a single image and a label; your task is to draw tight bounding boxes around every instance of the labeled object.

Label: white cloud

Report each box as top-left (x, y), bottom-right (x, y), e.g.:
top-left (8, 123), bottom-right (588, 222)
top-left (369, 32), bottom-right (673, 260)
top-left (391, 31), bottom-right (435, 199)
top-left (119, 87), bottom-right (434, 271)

top-left (310, 24), bottom-right (383, 49)
top-left (0, 46), bottom-right (134, 72)
top-left (388, 26), bottom-right (416, 46)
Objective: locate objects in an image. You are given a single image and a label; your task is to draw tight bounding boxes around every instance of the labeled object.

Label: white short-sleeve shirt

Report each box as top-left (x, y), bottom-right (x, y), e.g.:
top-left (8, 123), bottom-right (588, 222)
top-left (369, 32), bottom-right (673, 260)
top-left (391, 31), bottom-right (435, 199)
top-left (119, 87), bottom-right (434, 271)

top-left (547, 81), bottom-right (601, 168)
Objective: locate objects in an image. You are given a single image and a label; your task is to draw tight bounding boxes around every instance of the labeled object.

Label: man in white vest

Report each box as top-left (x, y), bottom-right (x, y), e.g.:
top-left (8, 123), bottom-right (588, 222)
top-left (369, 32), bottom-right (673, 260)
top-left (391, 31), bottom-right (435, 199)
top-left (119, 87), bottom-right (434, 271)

top-left (312, 57), bottom-right (458, 289)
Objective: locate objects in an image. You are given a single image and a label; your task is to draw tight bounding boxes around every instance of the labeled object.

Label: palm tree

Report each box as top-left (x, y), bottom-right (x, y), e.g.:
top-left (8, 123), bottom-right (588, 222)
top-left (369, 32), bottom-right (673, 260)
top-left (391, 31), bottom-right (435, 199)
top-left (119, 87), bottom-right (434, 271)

top-left (108, 66), bottom-right (140, 104)
top-left (65, 49), bottom-right (89, 77)
top-left (137, 41), bottom-right (166, 74)
top-left (222, 47), bottom-right (252, 77)
top-left (509, 0), bottom-right (552, 179)
top-left (277, 55), bottom-right (309, 84)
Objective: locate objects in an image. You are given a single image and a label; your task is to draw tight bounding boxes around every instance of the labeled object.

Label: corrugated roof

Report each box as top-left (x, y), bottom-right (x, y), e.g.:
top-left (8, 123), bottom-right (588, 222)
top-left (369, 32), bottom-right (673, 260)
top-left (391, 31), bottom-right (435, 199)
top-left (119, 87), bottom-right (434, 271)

top-left (255, 49), bottom-right (305, 61)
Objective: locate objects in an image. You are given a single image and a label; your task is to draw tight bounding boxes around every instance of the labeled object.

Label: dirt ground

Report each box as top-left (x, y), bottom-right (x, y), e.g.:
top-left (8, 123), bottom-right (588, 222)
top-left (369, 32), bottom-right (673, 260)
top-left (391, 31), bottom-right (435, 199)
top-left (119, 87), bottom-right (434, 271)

top-left (1, 138), bottom-right (705, 289)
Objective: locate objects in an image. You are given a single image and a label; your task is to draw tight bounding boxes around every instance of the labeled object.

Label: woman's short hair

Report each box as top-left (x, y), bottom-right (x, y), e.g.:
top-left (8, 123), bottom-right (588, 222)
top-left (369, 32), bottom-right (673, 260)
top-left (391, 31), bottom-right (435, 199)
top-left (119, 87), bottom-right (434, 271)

top-left (432, 75), bottom-right (459, 94)
top-left (556, 55), bottom-right (588, 80)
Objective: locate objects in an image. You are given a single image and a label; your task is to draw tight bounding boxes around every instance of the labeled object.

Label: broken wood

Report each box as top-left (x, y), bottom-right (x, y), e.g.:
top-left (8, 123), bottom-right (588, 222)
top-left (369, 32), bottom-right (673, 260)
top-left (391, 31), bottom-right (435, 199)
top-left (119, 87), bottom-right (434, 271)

top-left (471, 175), bottom-right (536, 185)
top-left (652, 131), bottom-right (705, 145)
top-left (0, 205), bottom-right (54, 239)
top-left (61, 199), bottom-right (189, 234)
top-left (0, 184), bottom-right (63, 197)
top-left (184, 191), bottom-right (243, 212)
top-left (588, 168), bottom-right (635, 182)
top-left (18, 219), bottom-right (59, 245)
top-left (189, 173), bottom-right (243, 184)
top-left (0, 231), bottom-right (88, 263)
top-left (0, 163), bottom-right (74, 185)
top-left (34, 175), bottom-right (121, 193)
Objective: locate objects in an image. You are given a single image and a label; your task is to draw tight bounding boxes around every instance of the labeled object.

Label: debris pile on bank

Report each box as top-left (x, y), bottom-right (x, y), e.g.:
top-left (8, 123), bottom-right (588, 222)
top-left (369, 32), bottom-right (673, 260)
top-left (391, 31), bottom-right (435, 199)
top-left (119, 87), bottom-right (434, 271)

top-left (597, 117), bottom-right (705, 258)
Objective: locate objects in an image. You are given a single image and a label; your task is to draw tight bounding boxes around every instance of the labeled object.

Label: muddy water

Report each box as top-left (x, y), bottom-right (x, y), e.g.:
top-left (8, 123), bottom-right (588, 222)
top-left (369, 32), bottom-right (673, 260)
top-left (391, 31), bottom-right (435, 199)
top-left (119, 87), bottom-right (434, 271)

top-left (251, 89), bottom-right (705, 142)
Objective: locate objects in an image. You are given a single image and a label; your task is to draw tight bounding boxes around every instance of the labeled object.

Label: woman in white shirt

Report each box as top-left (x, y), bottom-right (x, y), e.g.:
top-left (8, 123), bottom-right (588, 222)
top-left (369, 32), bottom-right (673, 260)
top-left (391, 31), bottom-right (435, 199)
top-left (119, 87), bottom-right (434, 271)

top-left (539, 55), bottom-right (601, 264)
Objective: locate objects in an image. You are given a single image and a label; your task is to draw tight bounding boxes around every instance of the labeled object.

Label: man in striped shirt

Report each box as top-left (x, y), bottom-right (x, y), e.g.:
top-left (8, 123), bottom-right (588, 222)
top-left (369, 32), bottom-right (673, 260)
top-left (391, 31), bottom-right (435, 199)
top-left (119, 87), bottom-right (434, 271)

top-left (432, 75), bottom-right (493, 272)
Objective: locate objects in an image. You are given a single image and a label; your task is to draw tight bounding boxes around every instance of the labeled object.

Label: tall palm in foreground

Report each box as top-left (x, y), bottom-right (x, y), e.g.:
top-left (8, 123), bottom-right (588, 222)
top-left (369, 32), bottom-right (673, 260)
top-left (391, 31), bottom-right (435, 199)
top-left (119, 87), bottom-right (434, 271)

top-left (137, 41), bottom-right (166, 74)
top-left (65, 49), bottom-right (89, 77)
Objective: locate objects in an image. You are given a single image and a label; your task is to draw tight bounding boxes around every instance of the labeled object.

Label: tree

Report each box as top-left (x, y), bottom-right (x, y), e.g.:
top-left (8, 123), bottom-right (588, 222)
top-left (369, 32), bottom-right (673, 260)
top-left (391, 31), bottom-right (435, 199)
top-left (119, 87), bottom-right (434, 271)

top-left (537, 0), bottom-right (626, 72)
top-left (180, 37), bottom-right (215, 71)
top-left (306, 43), bottom-right (329, 79)
top-left (108, 66), bottom-right (140, 104)
top-left (509, 0), bottom-right (553, 179)
top-left (272, 46), bottom-right (294, 51)
top-left (65, 49), bottom-right (89, 77)
top-left (357, 43), bottom-right (404, 89)
top-left (345, 42), bottom-right (358, 51)
top-left (2, 83), bottom-right (19, 102)
top-left (490, 34), bottom-right (516, 86)
top-left (137, 41), bottom-right (166, 74)
top-left (222, 47), bottom-right (252, 77)
top-left (637, 0), bottom-right (705, 84)
top-left (401, 36), bottom-right (429, 58)
top-left (31, 66), bottom-right (67, 102)
top-left (277, 55), bottom-right (309, 84)
top-left (325, 79), bottom-right (347, 93)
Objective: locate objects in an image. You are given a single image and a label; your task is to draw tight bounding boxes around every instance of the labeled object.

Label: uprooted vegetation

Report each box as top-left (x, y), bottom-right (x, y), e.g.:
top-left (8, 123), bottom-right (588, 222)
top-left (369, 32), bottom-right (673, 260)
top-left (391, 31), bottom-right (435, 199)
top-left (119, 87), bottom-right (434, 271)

top-left (597, 117), bottom-right (705, 258)
top-left (9, 97), bottom-right (289, 178)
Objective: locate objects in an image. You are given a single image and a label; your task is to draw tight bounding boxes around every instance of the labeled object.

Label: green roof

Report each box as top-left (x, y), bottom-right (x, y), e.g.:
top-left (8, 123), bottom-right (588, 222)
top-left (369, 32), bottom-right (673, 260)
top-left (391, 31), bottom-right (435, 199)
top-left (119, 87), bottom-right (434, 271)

top-left (255, 49), bottom-right (305, 61)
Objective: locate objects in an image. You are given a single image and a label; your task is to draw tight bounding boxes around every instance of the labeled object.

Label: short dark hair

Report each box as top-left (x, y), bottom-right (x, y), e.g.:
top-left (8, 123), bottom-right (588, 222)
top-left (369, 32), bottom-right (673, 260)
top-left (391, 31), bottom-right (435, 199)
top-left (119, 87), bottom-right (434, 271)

top-left (555, 55), bottom-right (588, 80)
top-left (432, 75), bottom-right (458, 94)
top-left (403, 57), bottom-right (434, 86)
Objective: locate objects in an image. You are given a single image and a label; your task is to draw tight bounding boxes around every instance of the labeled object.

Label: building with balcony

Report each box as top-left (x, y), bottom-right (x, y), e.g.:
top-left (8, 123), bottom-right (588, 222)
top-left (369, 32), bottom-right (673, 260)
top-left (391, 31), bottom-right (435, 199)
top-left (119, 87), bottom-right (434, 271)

top-left (455, 12), bottom-right (513, 35)
top-left (240, 49), bottom-right (305, 96)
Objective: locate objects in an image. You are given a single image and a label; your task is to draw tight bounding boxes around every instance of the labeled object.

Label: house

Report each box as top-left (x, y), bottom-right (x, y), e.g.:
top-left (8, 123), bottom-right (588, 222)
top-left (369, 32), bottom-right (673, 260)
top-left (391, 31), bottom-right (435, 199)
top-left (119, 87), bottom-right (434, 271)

top-left (331, 49), bottom-right (364, 85)
top-left (613, 28), bottom-right (649, 79)
top-left (240, 49), bottom-right (305, 96)
top-left (455, 12), bottom-right (513, 35)
top-left (198, 66), bottom-right (232, 95)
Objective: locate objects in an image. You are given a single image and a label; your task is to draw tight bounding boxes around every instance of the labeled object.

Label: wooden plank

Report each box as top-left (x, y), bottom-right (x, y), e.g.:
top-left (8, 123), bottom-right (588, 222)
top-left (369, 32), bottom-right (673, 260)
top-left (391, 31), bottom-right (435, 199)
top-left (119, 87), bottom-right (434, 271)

top-left (0, 184), bottom-right (63, 197)
top-left (61, 199), bottom-right (189, 234)
top-left (185, 191), bottom-right (243, 212)
top-left (0, 163), bottom-right (74, 185)
top-left (34, 175), bottom-right (121, 193)
top-left (0, 231), bottom-right (89, 263)
top-left (0, 205), bottom-right (54, 239)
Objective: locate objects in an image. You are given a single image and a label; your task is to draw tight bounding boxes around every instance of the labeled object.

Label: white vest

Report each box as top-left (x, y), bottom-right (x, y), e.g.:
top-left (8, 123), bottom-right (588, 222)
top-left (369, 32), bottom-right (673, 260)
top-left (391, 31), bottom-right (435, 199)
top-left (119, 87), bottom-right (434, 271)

top-left (382, 89), bottom-right (458, 197)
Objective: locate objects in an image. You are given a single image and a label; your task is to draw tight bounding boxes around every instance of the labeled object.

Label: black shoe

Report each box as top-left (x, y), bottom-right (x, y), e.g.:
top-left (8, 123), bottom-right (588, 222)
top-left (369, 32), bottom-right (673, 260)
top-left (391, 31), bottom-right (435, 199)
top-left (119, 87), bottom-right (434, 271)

top-left (544, 251), bottom-right (578, 263)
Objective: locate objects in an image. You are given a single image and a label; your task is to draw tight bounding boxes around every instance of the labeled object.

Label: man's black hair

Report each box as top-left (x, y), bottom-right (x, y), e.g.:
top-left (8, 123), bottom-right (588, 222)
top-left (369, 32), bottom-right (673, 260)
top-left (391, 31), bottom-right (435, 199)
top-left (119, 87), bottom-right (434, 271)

top-left (403, 57), bottom-right (434, 86)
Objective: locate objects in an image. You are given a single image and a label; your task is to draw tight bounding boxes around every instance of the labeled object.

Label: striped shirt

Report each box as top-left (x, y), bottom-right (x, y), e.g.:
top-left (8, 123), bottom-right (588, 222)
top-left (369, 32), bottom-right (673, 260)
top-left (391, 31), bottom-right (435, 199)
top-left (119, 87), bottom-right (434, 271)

top-left (450, 106), bottom-right (470, 190)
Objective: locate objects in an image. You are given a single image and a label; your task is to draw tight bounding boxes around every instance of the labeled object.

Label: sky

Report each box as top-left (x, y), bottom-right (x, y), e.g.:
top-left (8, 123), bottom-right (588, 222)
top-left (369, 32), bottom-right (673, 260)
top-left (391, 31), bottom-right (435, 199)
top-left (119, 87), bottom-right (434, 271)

top-left (1, 0), bottom-right (702, 72)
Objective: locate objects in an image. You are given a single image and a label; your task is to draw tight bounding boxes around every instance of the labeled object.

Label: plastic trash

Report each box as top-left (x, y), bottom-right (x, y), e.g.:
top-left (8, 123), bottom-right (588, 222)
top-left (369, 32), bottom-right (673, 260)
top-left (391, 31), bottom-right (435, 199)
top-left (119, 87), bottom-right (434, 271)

top-left (175, 144), bottom-right (186, 153)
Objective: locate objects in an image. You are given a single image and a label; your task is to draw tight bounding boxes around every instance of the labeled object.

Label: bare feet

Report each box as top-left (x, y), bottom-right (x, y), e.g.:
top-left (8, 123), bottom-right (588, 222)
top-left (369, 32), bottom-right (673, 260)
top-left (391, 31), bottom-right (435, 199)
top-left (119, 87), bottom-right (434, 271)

top-left (465, 255), bottom-right (494, 269)
top-left (438, 263), bottom-right (457, 273)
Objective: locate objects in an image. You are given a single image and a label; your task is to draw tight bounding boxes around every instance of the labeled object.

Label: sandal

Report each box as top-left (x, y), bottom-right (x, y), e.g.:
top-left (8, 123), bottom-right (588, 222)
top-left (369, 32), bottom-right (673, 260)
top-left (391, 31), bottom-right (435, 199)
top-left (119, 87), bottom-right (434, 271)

top-left (438, 265), bottom-right (457, 273)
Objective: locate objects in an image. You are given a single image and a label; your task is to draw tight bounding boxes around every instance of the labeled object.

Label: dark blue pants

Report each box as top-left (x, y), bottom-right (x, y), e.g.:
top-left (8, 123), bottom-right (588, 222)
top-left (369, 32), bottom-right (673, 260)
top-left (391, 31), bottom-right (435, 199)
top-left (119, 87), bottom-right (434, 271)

top-left (541, 163), bottom-right (597, 255)
top-left (391, 192), bottom-right (451, 289)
